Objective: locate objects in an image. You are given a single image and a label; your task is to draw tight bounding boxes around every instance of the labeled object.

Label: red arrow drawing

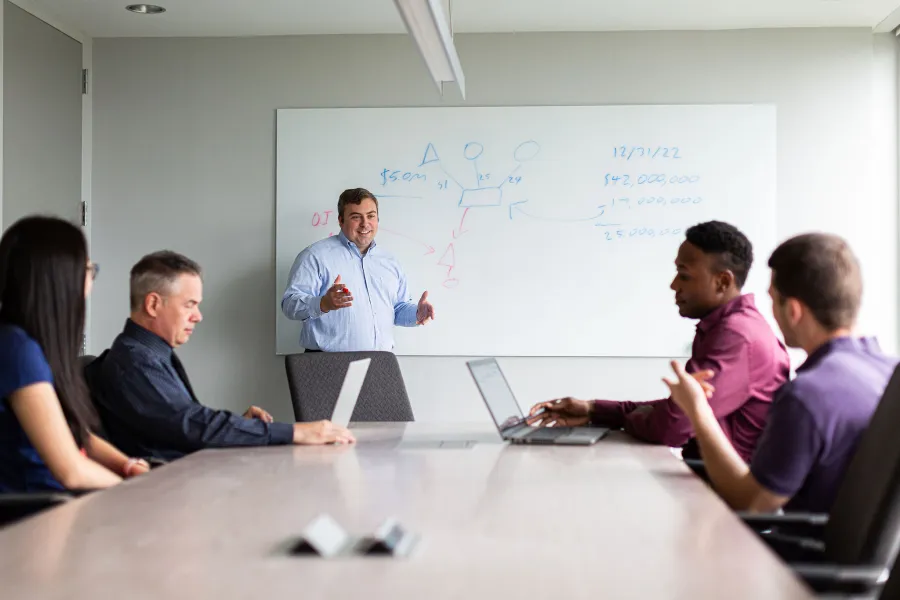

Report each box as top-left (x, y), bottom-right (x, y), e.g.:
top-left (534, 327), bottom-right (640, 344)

top-left (438, 242), bottom-right (456, 278)
top-left (452, 208), bottom-right (471, 239)
top-left (379, 227), bottom-right (435, 255)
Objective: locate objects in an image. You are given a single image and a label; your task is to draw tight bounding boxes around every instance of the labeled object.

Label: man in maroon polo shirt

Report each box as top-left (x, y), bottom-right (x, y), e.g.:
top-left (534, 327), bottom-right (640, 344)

top-left (529, 221), bottom-right (789, 462)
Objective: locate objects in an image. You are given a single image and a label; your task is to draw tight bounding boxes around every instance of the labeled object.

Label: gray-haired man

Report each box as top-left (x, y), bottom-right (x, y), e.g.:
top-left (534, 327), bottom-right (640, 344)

top-left (85, 251), bottom-right (354, 461)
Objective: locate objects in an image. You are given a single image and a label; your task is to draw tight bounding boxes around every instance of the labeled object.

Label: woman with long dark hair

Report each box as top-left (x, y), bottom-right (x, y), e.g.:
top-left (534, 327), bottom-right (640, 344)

top-left (0, 215), bottom-right (149, 491)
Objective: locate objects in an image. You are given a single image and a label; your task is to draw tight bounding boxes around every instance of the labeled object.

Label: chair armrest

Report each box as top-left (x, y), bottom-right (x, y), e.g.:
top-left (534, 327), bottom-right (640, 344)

top-left (739, 511), bottom-right (828, 539)
top-left (738, 513), bottom-right (828, 562)
top-left (790, 563), bottom-right (887, 594)
top-left (683, 458), bottom-right (708, 481)
top-left (0, 491), bottom-right (74, 505)
top-left (739, 511), bottom-right (829, 526)
top-left (0, 492), bottom-right (74, 527)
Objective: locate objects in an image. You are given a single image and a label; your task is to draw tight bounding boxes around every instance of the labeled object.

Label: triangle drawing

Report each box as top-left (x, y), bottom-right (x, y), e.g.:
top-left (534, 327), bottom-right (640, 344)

top-left (419, 143), bottom-right (440, 166)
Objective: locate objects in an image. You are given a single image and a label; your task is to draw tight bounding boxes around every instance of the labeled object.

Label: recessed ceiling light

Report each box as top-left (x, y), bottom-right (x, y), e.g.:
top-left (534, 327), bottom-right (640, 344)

top-left (126, 4), bottom-right (166, 14)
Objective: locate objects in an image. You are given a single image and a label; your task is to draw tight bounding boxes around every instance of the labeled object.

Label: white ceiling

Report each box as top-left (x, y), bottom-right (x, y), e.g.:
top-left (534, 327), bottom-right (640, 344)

top-left (25, 0), bottom-right (900, 38)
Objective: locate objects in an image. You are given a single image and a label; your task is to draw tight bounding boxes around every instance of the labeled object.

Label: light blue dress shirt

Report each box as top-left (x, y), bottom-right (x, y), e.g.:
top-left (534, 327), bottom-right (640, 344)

top-left (282, 232), bottom-right (419, 351)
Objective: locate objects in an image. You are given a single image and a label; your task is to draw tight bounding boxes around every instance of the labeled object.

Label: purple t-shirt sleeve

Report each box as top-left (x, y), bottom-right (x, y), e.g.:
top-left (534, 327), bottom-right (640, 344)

top-left (0, 328), bottom-right (53, 400)
top-left (749, 389), bottom-right (823, 497)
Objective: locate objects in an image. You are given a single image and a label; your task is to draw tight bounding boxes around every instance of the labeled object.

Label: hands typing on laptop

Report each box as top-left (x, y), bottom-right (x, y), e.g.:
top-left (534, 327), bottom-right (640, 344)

top-left (467, 359), bottom-right (608, 446)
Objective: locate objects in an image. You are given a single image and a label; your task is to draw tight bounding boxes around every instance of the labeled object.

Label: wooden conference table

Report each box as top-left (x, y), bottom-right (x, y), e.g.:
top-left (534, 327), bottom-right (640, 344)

top-left (0, 423), bottom-right (813, 599)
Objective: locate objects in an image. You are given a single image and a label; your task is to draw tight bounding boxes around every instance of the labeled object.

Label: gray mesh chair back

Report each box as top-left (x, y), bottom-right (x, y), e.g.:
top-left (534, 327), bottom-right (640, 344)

top-left (285, 351), bottom-right (414, 423)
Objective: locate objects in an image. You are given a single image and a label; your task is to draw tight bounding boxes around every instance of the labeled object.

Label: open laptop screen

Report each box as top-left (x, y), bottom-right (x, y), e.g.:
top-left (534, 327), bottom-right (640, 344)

top-left (330, 358), bottom-right (371, 427)
top-left (467, 358), bottom-right (526, 432)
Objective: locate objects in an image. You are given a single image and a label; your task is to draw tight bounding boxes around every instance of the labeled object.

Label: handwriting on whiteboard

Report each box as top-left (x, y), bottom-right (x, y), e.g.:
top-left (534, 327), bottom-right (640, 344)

top-left (612, 146), bottom-right (683, 160)
top-left (308, 141), bottom-right (705, 287)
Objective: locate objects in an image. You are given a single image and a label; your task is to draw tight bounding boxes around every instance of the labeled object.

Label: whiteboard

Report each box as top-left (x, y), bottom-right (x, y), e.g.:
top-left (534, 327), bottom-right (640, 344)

top-left (275, 105), bottom-right (776, 357)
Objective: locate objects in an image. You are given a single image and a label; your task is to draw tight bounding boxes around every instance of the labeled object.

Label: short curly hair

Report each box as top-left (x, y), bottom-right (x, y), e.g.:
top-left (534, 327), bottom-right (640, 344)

top-left (684, 221), bottom-right (753, 289)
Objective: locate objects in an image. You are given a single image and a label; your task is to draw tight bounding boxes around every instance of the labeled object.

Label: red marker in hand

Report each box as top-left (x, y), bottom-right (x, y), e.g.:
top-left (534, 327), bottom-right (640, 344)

top-left (332, 275), bottom-right (349, 295)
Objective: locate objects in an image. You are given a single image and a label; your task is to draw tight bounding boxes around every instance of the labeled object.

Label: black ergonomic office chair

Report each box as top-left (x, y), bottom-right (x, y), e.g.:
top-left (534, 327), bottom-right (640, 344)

top-left (876, 557), bottom-right (900, 600)
top-left (741, 364), bottom-right (900, 595)
top-left (285, 351), bottom-right (414, 423)
top-left (81, 352), bottom-right (168, 469)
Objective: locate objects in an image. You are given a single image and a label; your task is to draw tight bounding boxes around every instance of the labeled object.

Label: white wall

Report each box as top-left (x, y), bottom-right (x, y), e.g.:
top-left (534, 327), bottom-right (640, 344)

top-left (91, 30), bottom-right (899, 424)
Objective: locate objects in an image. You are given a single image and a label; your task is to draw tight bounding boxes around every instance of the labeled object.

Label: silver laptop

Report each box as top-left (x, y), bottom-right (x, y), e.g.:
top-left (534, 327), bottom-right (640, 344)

top-left (466, 358), bottom-right (608, 445)
top-left (329, 358), bottom-right (371, 427)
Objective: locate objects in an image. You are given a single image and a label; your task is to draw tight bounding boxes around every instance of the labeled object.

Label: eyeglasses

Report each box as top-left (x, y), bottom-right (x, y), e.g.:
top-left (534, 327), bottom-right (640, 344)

top-left (87, 263), bottom-right (100, 281)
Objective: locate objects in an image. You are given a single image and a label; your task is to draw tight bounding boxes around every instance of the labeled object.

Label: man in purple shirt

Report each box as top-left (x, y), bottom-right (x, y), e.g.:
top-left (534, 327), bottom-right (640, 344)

top-left (529, 221), bottom-right (789, 462)
top-left (664, 233), bottom-right (897, 513)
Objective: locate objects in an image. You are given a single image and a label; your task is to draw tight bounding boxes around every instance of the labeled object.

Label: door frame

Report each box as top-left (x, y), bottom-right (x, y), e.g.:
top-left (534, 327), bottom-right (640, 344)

top-left (2, 0), bottom-right (93, 350)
